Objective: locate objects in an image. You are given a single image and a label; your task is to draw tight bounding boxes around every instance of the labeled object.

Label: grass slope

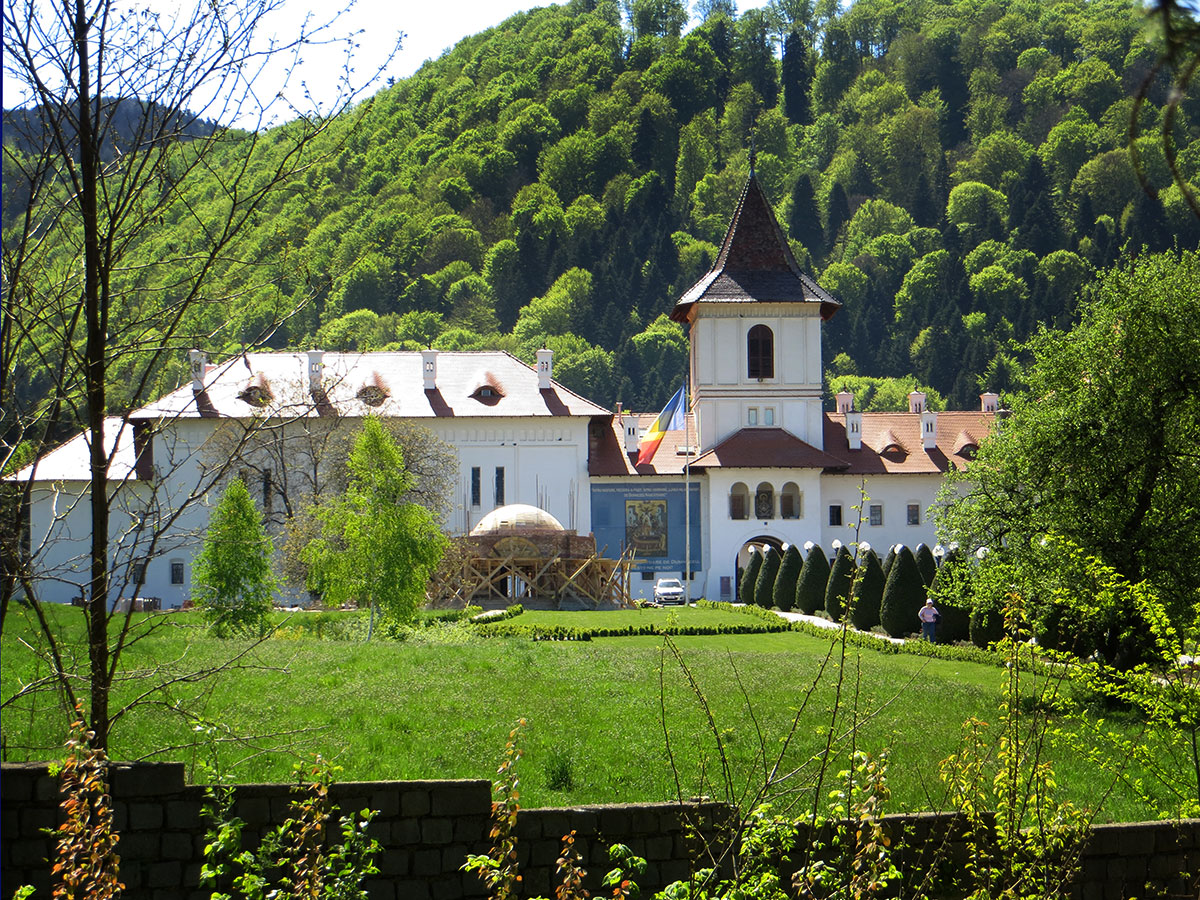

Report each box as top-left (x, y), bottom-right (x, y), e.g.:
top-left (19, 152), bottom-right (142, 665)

top-left (0, 605), bottom-right (1169, 820)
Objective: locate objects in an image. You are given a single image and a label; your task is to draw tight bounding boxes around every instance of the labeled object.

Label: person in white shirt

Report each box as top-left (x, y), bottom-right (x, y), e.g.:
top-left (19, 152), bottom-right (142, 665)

top-left (918, 599), bottom-right (939, 642)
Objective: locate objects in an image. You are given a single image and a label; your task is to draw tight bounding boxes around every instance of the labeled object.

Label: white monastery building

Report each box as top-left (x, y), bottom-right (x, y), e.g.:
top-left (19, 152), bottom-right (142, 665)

top-left (16, 173), bottom-right (994, 607)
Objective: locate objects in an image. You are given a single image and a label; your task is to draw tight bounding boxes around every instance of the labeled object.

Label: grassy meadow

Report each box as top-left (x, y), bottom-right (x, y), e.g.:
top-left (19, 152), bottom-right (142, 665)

top-left (0, 603), bottom-right (1181, 822)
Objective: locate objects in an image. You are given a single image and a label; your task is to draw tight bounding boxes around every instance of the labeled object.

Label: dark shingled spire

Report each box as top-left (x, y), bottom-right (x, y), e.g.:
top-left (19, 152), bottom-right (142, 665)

top-left (670, 172), bottom-right (840, 324)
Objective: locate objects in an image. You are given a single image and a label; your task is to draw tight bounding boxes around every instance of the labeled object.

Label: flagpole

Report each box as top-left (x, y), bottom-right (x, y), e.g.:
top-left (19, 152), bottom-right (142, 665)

top-left (684, 373), bottom-right (691, 604)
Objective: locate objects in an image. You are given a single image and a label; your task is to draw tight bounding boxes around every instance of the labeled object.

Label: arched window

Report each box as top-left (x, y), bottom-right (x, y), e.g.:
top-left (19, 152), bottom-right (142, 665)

top-left (755, 482), bottom-right (775, 519)
top-left (730, 482), bottom-right (749, 520)
top-left (747, 324), bottom-right (774, 379)
top-left (780, 482), bottom-right (802, 519)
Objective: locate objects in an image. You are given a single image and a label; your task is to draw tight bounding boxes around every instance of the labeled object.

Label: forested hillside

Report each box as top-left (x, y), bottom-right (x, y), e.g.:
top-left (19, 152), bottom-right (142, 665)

top-left (6, 0), bottom-right (1198, 416)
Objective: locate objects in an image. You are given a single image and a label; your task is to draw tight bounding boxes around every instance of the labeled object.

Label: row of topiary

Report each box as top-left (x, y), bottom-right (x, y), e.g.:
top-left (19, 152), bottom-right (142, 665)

top-left (738, 542), bottom-right (973, 642)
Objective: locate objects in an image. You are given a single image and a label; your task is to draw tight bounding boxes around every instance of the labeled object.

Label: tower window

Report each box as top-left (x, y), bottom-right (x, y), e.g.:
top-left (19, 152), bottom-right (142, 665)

top-left (747, 324), bottom-right (774, 379)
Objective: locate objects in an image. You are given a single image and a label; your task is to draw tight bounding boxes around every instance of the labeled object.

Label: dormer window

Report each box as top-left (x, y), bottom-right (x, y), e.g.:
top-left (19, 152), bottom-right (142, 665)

top-left (471, 378), bottom-right (505, 405)
top-left (356, 372), bottom-right (390, 407)
top-left (237, 373), bottom-right (273, 407)
top-left (747, 324), bottom-right (774, 379)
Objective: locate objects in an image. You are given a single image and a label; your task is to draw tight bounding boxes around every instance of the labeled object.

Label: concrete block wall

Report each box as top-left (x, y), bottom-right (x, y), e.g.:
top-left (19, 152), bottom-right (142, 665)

top-left (3, 762), bottom-right (1199, 899)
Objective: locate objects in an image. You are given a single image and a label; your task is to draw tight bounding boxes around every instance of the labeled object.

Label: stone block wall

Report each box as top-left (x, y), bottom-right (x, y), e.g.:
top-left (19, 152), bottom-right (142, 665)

top-left (3, 762), bottom-right (1198, 900)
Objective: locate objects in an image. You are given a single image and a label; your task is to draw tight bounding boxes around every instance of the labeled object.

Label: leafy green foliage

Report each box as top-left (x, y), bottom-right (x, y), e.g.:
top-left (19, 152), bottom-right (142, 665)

top-left (303, 418), bottom-right (447, 628)
top-left (9, 0), bottom-right (1191, 418)
top-left (880, 546), bottom-right (925, 638)
top-left (193, 478), bottom-right (276, 639)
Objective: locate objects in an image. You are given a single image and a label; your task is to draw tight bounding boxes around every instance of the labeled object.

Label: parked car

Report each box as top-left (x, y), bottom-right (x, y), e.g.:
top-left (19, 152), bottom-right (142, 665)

top-left (653, 577), bottom-right (686, 605)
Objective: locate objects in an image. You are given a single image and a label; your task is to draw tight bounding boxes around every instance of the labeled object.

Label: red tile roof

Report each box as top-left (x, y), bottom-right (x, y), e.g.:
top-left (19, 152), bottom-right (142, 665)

top-left (823, 411), bottom-right (994, 474)
top-left (589, 412), bottom-right (700, 476)
top-left (671, 174), bottom-right (839, 323)
top-left (690, 428), bottom-right (848, 470)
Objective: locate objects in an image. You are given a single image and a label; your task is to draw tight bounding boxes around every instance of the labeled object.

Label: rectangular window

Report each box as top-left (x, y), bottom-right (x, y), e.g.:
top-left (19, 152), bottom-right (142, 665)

top-left (764, 407), bottom-right (775, 426)
top-left (748, 407), bottom-right (758, 426)
top-left (829, 504), bottom-right (843, 527)
top-left (730, 493), bottom-right (746, 520)
top-left (494, 466), bottom-right (505, 506)
top-left (470, 467), bottom-right (481, 507)
top-left (907, 504), bottom-right (921, 526)
top-left (130, 561), bottom-right (146, 585)
top-left (869, 504), bottom-right (883, 527)
top-left (641, 570), bottom-right (655, 581)
top-left (170, 561), bottom-right (185, 585)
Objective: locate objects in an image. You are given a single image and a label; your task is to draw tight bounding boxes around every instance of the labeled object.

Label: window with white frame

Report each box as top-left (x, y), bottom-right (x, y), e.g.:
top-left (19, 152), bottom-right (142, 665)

top-left (764, 407), bottom-right (775, 426)
top-left (829, 504), bottom-right (843, 526)
top-left (907, 503), bottom-right (921, 526)
top-left (748, 407), bottom-right (758, 426)
top-left (869, 504), bottom-right (883, 526)
top-left (170, 560), bottom-right (185, 585)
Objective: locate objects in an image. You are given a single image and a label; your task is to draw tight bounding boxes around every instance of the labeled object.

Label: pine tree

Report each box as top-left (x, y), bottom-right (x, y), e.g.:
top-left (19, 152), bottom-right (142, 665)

top-left (773, 545), bottom-right (803, 611)
top-left (740, 548), bottom-right (763, 605)
top-left (880, 546), bottom-right (927, 638)
top-left (849, 549), bottom-right (885, 632)
top-left (824, 544), bottom-right (855, 622)
top-left (755, 545), bottom-right (782, 608)
top-left (914, 543), bottom-right (937, 586)
top-left (193, 478), bottom-right (277, 638)
top-left (789, 174), bottom-right (824, 259)
top-left (826, 182), bottom-right (850, 249)
top-left (781, 30), bottom-right (811, 125)
top-left (795, 544), bottom-right (830, 614)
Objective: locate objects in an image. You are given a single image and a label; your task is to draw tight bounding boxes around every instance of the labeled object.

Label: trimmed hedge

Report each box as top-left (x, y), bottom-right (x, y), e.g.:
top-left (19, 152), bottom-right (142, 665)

top-left (773, 545), bottom-right (802, 612)
top-left (472, 617), bottom-right (791, 641)
top-left (825, 545), bottom-right (855, 622)
top-left (849, 549), bottom-right (884, 632)
top-left (795, 544), bottom-right (830, 614)
top-left (881, 545), bottom-right (926, 638)
top-left (915, 543), bottom-right (937, 586)
top-left (755, 546), bottom-right (782, 608)
top-left (740, 549), bottom-right (763, 606)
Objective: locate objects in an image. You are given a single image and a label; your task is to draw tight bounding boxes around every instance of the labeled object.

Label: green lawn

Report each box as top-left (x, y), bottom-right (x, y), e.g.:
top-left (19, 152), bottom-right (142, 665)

top-left (0, 604), bottom-right (1183, 821)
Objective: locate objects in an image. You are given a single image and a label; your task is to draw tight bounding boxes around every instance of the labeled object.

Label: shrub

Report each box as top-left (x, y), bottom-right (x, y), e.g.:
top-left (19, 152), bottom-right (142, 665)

top-left (755, 546), bottom-right (782, 608)
top-left (880, 545), bottom-right (926, 637)
top-left (881, 544), bottom-right (897, 581)
top-left (915, 542), bottom-right (937, 586)
top-left (849, 548), bottom-right (885, 632)
top-left (795, 544), bottom-right (830, 614)
top-left (740, 548), bottom-right (763, 605)
top-left (773, 545), bottom-right (803, 611)
top-left (825, 545), bottom-right (856, 621)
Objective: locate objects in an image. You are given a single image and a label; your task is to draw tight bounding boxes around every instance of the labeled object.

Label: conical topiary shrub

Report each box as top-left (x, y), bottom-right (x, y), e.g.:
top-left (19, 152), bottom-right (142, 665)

top-left (849, 548), bottom-right (884, 632)
top-left (740, 548), bottom-right (762, 606)
top-left (755, 546), bottom-right (782, 608)
top-left (773, 545), bottom-right (802, 611)
top-left (880, 545), bottom-right (926, 637)
top-left (881, 544), bottom-right (898, 581)
top-left (915, 543), bottom-right (937, 586)
top-left (825, 544), bottom-right (856, 622)
top-left (795, 544), bottom-right (830, 614)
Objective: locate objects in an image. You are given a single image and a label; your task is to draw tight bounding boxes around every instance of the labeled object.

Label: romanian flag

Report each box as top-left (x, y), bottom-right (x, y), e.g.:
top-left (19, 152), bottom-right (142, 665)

top-left (636, 385), bottom-right (686, 466)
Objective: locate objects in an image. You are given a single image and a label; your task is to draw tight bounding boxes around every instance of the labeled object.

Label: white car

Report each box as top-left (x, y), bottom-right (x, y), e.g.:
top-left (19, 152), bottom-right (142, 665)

top-left (653, 578), bottom-right (686, 605)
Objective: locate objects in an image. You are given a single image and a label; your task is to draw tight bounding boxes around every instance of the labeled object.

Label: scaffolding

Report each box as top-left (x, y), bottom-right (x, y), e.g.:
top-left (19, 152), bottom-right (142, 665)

top-left (429, 528), bottom-right (634, 609)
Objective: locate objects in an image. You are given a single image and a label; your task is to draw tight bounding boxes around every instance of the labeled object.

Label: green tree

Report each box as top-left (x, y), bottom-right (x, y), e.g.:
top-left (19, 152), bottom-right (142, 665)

top-left (937, 250), bottom-right (1200, 633)
top-left (849, 548), bottom-right (884, 632)
top-left (773, 545), bottom-right (803, 612)
top-left (304, 418), bottom-right (447, 639)
top-left (880, 545), bottom-right (926, 638)
top-left (755, 546), bottom-right (783, 608)
top-left (193, 478), bottom-right (276, 638)
top-left (795, 543), bottom-right (830, 614)
top-left (824, 544), bottom-right (855, 622)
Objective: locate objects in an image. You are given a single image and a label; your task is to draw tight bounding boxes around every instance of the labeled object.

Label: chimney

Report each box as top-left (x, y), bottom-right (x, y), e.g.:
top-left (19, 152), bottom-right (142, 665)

top-left (980, 392), bottom-right (999, 413)
top-left (921, 410), bottom-right (938, 451)
top-left (845, 410), bottom-right (862, 450)
top-left (421, 349), bottom-right (438, 390)
top-left (189, 349), bottom-right (207, 393)
top-left (908, 391), bottom-right (926, 414)
top-left (624, 417), bottom-right (640, 455)
top-left (306, 350), bottom-right (324, 392)
top-left (536, 347), bottom-right (553, 390)
top-left (835, 390), bottom-right (854, 415)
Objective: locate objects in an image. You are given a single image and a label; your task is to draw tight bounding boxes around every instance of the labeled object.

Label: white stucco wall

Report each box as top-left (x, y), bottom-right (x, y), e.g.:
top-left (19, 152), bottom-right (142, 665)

top-left (819, 473), bottom-right (947, 555)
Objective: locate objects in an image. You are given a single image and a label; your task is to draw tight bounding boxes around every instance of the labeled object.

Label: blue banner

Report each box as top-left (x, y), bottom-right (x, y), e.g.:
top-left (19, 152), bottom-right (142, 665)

top-left (591, 483), bottom-right (703, 571)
